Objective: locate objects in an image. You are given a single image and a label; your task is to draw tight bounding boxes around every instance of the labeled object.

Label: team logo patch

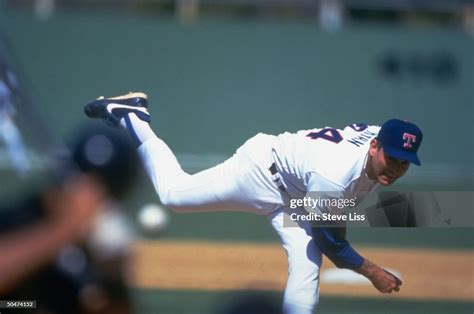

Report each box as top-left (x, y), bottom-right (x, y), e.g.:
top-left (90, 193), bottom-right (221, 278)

top-left (403, 133), bottom-right (416, 149)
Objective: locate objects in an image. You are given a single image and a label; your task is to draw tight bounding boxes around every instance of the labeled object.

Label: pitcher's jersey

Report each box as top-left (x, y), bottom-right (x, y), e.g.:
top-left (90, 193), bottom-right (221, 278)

top-left (271, 123), bottom-right (381, 204)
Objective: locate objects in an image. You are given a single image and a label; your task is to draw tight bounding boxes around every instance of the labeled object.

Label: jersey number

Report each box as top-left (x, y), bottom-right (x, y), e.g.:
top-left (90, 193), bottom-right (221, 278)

top-left (348, 123), bottom-right (368, 132)
top-left (306, 123), bottom-right (369, 144)
top-left (306, 128), bottom-right (343, 143)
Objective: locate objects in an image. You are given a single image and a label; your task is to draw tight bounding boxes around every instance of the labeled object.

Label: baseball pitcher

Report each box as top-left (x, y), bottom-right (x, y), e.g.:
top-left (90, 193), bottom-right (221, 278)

top-left (84, 92), bottom-right (422, 314)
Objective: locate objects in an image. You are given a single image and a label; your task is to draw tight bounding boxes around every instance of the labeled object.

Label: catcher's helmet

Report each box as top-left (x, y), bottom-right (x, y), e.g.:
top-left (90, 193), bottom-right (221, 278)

top-left (67, 124), bottom-right (140, 198)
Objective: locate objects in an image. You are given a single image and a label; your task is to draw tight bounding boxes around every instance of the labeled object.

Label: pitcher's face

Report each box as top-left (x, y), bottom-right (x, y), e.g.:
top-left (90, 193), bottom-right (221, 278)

top-left (367, 139), bottom-right (410, 186)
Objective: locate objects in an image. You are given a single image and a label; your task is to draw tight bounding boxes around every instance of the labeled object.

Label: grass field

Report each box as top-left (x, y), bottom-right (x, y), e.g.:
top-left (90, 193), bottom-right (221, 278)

top-left (131, 289), bottom-right (473, 314)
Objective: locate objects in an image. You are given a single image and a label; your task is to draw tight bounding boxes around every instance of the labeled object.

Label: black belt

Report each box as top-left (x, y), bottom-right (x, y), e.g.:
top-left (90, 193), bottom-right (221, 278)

top-left (269, 162), bottom-right (286, 192)
top-left (269, 163), bottom-right (278, 175)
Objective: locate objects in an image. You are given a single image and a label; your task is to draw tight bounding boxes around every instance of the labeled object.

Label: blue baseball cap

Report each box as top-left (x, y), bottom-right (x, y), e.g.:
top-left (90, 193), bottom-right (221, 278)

top-left (377, 119), bottom-right (423, 166)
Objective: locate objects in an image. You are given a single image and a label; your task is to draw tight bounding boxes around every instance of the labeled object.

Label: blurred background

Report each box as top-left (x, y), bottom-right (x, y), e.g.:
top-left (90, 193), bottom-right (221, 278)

top-left (0, 0), bottom-right (472, 313)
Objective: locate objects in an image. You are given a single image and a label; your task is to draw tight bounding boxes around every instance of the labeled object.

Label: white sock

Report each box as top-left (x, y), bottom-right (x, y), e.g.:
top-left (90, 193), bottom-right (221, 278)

top-left (121, 113), bottom-right (156, 145)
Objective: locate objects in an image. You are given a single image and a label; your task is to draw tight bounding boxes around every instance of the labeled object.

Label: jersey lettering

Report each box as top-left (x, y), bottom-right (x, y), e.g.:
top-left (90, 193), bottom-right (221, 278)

top-left (347, 129), bottom-right (378, 147)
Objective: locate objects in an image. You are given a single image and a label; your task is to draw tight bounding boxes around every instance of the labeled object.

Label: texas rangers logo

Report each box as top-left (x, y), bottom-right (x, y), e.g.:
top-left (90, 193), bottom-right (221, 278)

top-left (403, 133), bottom-right (416, 149)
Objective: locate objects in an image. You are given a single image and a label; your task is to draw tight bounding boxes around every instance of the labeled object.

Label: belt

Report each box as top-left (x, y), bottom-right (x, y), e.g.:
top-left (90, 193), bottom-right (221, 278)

top-left (269, 162), bottom-right (287, 192)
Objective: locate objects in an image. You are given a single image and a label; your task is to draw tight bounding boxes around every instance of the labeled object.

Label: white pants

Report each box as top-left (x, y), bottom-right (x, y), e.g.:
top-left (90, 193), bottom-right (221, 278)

top-left (139, 135), bottom-right (321, 314)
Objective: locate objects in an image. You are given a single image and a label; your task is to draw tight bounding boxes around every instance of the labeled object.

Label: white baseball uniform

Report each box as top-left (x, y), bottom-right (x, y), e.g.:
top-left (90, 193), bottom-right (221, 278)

top-left (137, 121), bottom-right (381, 313)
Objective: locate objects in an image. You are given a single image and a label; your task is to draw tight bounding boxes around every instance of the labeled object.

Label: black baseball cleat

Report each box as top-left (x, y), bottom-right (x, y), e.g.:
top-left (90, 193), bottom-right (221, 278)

top-left (84, 92), bottom-right (150, 127)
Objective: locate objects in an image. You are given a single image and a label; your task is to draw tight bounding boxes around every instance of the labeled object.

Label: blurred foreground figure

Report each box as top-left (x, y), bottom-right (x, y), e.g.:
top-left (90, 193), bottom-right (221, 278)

top-left (0, 125), bottom-right (139, 314)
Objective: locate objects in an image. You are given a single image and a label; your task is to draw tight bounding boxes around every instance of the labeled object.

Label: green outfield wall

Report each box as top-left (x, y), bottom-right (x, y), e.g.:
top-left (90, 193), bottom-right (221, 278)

top-left (0, 8), bottom-right (472, 189)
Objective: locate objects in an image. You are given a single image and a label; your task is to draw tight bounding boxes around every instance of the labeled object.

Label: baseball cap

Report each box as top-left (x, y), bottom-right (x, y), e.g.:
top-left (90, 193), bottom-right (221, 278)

top-left (377, 119), bottom-right (423, 166)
